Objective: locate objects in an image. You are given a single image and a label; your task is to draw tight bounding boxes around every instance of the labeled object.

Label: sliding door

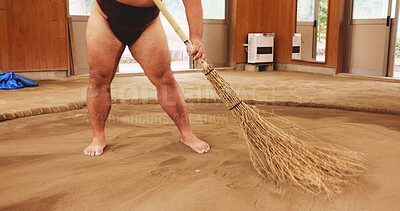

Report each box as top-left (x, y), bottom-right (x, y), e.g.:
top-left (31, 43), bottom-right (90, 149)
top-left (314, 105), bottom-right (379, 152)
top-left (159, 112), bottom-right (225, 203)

top-left (347, 0), bottom-right (397, 76)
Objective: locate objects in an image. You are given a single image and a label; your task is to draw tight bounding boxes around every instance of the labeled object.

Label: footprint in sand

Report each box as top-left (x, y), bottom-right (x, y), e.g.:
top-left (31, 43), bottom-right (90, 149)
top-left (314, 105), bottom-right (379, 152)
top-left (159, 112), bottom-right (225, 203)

top-left (226, 180), bottom-right (258, 190)
top-left (213, 169), bottom-right (227, 177)
top-left (150, 167), bottom-right (176, 178)
top-left (214, 169), bottom-right (259, 190)
top-left (159, 155), bottom-right (187, 167)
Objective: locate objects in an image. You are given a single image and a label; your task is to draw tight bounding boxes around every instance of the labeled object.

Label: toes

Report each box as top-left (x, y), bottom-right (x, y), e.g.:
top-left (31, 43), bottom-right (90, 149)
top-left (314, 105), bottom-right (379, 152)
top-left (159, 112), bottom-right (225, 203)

top-left (84, 147), bottom-right (104, 156)
top-left (196, 144), bottom-right (210, 154)
top-left (180, 137), bottom-right (210, 154)
top-left (198, 147), bottom-right (209, 154)
top-left (87, 149), bottom-right (94, 156)
top-left (203, 145), bottom-right (210, 153)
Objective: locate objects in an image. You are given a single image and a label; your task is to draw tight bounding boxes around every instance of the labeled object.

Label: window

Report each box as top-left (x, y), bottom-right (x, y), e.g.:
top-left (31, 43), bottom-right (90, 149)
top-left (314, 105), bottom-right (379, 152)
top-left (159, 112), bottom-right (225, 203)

top-left (120, 0), bottom-right (191, 72)
top-left (161, 0), bottom-right (189, 50)
top-left (69, 0), bottom-right (93, 16)
top-left (69, 0), bottom-right (226, 19)
top-left (202, 0), bottom-right (226, 19)
top-left (352, 0), bottom-right (389, 19)
top-left (68, 0), bottom-right (226, 72)
top-left (297, 0), bottom-right (315, 22)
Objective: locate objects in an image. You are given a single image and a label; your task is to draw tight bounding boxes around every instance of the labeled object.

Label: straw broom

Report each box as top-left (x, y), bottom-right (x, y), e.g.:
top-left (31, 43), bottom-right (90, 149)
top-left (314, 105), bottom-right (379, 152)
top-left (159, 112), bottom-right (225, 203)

top-left (153, 0), bottom-right (366, 197)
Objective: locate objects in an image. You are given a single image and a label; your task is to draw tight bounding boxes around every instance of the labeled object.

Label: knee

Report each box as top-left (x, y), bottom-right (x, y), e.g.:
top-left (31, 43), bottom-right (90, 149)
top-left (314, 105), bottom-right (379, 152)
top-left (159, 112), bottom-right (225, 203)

top-left (89, 71), bottom-right (113, 87)
top-left (152, 70), bottom-right (177, 88)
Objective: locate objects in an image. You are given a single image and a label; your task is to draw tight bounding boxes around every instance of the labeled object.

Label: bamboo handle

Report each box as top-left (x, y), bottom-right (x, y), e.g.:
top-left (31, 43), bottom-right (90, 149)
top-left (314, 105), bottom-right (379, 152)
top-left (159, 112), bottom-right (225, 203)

top-left (152, 0), bottom-right (210, 71)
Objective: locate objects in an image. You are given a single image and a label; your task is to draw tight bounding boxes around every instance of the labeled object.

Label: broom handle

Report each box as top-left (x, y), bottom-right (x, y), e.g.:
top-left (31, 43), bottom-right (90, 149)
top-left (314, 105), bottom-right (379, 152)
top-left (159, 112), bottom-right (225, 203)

top-left (152, 0), bottom-right (210, 71)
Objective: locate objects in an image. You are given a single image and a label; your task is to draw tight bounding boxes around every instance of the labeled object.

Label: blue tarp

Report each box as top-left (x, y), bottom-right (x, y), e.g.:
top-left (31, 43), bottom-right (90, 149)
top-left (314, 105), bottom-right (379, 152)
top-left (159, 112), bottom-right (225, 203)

top-left (0, 71), bottom-right (38, 90)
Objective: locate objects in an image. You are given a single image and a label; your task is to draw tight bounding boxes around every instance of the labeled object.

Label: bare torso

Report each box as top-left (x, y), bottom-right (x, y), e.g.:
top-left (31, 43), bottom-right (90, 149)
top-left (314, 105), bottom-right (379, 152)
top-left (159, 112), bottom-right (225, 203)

top-left (115, 0), bottom-right (156, 7)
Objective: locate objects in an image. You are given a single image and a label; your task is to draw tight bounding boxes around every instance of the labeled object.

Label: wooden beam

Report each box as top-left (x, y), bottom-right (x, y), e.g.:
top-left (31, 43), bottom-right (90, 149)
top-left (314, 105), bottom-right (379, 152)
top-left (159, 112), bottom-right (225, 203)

top-left (67, 17), bottom-right (78, 75)
top-left (228, 0), bottom-right (237, 68)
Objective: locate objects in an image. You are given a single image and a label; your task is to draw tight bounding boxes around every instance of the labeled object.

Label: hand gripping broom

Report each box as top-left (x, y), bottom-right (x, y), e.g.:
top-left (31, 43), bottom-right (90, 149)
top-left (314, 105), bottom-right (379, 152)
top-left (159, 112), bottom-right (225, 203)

top-left (153, 0), bottom-right (366, 197)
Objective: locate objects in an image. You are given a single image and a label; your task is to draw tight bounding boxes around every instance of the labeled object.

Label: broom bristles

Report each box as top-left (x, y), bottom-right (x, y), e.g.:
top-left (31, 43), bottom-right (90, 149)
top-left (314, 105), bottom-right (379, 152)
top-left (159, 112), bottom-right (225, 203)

top-left (202, 67), bottom-right (367, 197)
top-left (152, 0), bottom-right (365, 197)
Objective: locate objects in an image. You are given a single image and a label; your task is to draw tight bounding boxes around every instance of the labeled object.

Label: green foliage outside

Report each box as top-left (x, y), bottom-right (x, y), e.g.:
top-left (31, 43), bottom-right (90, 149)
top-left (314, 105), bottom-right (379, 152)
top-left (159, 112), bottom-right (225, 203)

top-left (396, 38), bottom-right (400, 58)
top-left (297, 0), bottom-right (327, 45)
top-left (317, 0), bottom-right (328, 43)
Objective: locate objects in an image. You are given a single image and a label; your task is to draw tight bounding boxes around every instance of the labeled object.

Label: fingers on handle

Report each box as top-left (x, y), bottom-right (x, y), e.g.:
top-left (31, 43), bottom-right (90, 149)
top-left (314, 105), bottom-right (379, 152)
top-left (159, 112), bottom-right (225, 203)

top-left (194, 48), bottom-right (205, 60)
top-left (201, 53), bottom-right (206, 62)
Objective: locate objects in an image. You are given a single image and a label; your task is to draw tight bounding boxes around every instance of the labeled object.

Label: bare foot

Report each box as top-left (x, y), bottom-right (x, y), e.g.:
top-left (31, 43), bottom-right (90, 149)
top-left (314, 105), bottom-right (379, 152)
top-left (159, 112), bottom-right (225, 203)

top-left (84, 137), bottom-right (106, 156)
top-left (180, 133), bottom-right (210, 154)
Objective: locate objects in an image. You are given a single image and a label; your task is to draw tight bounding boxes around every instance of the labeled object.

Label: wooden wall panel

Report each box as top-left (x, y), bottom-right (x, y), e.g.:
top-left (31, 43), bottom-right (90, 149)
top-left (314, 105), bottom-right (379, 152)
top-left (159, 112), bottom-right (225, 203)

top-left (0, 0), bottom-right (68, 72)
top-left (235, 0), bottom-right (249, 63)
top-left (58, 0), bottom-right (68, 70)
top-left (0, 0), bottom-right (9, 70)
top-left (233, 0), bottom-right (346, 71)
top-left (29, 0), bottom-right (40, 69)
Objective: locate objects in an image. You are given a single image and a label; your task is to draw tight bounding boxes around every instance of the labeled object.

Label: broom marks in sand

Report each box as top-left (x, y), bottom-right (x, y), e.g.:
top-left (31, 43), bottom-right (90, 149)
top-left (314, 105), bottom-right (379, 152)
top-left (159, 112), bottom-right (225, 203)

top-left (204, 69), bottom-right (366, 197)
top-left (153, 0), bottom-right (366, 197)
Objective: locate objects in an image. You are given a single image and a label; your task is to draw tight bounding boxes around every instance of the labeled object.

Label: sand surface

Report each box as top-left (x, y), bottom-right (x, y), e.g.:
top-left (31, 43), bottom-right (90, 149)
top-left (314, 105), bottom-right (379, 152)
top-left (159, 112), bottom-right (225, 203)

top-left (1, 103), bottom-right (399, 210)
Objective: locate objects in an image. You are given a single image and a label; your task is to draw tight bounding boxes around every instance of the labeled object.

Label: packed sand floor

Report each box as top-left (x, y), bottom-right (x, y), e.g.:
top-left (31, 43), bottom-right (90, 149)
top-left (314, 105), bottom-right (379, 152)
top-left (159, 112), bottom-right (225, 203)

top-left (1, 103), bottom-right (399, 210)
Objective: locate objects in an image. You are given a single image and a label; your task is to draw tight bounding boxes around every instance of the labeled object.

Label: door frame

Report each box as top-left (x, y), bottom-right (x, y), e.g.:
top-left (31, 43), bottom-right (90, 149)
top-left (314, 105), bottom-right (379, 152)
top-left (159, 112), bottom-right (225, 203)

top-left (387, 0), bottom-right (400, 77)
top-left (190, 0), bottom-right (229, 69)
top-left (312, 0), bottom-right (320, 60)
top-left (344, 0), bottom-right (399, 77)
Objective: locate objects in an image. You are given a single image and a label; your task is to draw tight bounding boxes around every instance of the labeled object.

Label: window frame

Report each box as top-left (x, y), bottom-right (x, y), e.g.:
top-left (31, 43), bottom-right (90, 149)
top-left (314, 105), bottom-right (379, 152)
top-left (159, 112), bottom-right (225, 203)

top-left (67, 0), bottom-right (228, 23)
